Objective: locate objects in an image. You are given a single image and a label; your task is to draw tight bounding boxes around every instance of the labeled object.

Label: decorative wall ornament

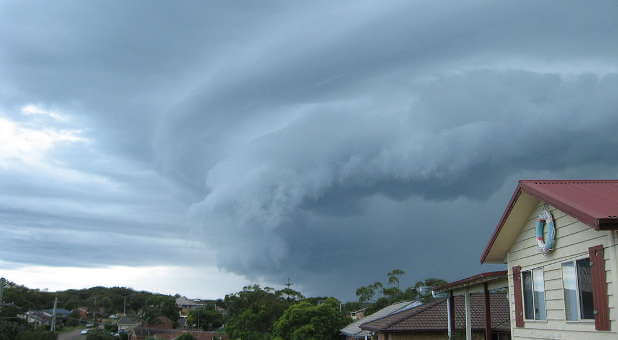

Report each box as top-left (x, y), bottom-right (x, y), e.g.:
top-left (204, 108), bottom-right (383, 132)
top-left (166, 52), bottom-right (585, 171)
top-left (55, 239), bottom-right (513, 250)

top-left (536, 207), bottom-right (556, 254)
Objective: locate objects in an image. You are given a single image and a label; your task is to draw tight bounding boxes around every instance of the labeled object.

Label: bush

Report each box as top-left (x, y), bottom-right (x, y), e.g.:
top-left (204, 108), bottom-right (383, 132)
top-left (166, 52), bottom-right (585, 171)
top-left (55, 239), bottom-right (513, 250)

top-left (176, 335), bottom-right (196, 340)
top-left (86, 330), bottom-right (114, 340)
top-left (15, 330), bottom-right (57, 340)
top-left (103, 323), bottom-right (118, 332)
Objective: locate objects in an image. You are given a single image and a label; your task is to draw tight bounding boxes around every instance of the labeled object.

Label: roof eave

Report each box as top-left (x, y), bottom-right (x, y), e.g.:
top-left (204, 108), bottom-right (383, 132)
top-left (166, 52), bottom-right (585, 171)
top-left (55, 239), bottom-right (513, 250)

top-left (480, 184), bottom-right (523, 263)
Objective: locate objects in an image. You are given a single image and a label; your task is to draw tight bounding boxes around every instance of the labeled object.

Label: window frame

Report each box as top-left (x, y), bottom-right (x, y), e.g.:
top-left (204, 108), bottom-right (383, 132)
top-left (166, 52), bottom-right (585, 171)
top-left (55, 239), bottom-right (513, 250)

top-left (521, 267), bottom-right (547, 321)
top-left (561, 257), bottom-right (595, 321)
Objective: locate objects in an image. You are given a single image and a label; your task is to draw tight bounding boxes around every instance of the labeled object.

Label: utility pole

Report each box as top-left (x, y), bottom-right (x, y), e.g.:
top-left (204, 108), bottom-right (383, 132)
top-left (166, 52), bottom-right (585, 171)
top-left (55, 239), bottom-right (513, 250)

top-left (123, 295), bottom-right (127, 315)
top-left (285, 278), bottom-right (293, 289)
top-left (0, 278), bottom-right (6, 305)
top-left (93, 296), bottom-right (97, 325)
top-left (50, 296), bottom-right (58, 332)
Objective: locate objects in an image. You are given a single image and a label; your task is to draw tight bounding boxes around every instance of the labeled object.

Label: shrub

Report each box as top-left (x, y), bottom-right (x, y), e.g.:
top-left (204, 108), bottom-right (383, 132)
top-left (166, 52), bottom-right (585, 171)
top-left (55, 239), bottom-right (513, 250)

top-left (176, 334), bottom-right (196, 340)
top-left (15, 330), bottom-right (57, 340)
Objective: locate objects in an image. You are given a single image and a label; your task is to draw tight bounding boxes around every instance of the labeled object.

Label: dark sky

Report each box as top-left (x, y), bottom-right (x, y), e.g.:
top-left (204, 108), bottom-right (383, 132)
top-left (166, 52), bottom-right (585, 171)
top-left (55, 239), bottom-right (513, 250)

top-left (1, 0), bottom-right (618, 300)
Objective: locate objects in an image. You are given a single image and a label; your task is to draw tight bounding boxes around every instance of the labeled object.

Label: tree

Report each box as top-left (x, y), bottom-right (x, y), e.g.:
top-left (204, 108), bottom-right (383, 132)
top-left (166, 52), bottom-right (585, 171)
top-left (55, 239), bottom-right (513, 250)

top-left (387, 269), bottom-right (405, 288)
top-left (15, 330), bottom-right (57, 340)
top-left (224, 285), bottom-right (295, 340)
top-left (187, 308), bottom-right (224, 331)
top-left (355, 282), bottom-right (382, 303)
top-left (272, 298), bottom-right (350, 340)
top-left (176, 334), bottom-right (196, 340)
top-left (0, 320), bottom-right (29, 340)
top-left (86, 330), bottom-right (114, 340)
top-left (141, 295), bottom-right (179, 325)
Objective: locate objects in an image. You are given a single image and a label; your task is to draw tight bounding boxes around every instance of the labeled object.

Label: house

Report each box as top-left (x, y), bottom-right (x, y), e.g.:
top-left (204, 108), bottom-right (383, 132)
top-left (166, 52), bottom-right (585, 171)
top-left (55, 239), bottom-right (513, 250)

top-left (350, 307), bottom-right (368, 320)
top-left (118, 316), bottom-right (140, 332)
top-left (24, 311), bottom-right (52, 327)
top-left (341, 301), bottom-right (421, 339)
top-left (360, 293), bottom-right (510, 340)
top-left (176, 296), bottom-right (204, 310)
top-left (77, 306), bottom-right (89, 319)
top-left (481, 180), bottom-right (618, 339)
top-left (435, 271), bottom-right (511, 340)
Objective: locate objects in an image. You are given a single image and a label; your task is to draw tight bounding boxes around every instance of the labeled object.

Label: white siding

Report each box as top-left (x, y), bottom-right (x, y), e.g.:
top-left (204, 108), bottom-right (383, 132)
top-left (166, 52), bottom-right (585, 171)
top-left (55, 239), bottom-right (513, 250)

top-left (507, 202), bottom-right (618, 339)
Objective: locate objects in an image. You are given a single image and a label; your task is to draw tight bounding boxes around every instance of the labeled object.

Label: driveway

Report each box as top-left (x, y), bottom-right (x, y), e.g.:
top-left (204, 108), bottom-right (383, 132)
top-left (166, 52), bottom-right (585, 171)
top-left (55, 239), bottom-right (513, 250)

top-left (58, 328), bottom-right (85, 340)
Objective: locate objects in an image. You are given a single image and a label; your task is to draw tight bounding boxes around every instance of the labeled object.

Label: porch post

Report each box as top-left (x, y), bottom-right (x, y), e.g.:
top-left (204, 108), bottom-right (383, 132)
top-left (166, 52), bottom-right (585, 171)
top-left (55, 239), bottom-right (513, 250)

top-left (447, 291), bottom-right (455, 339)
top-left (484, 282), bottom-right (492, 340)
top-left (465, 290), bottom-right (472, 340)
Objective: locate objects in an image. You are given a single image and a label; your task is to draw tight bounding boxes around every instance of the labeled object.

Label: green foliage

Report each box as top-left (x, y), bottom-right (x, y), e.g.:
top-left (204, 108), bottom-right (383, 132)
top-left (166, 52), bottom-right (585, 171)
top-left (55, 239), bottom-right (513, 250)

top-left (224, 285), bottom-right (298, 340)
top-left (15, 330), bottom-right (57, 340)
top-left (0, 320), bottom-right (29, 340)
top-left (141, 295), bottom-right (179, 325)
top-left (187, 308), bottom-right (224, 331)
top-left (85, 330), bottom-right (114, 340)
top-left (1, 280), bottom-right (175, 317)
top-left (103, 322), bottom-right (118, 332)
top-left (272, 298), bottom-right (350, 340)
top-left (176, 334), bottom-right (196, 340)
top-left (387, 269), bottom-right (405, 288)
top-left (358, 270), bottom-right (448, 315)
top-left (354, 282), bottom-right (382, 303)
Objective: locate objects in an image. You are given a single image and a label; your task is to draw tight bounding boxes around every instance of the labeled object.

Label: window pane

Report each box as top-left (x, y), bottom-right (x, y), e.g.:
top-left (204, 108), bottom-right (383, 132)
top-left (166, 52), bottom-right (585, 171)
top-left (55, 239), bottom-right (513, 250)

top-left (562, 262), bottom-right (578, 320)
top-left (576, 258), bottom-right (594, 319)
top-left (522, 271), bottom-right (534, 319)
top-left (533, 269), bottom-right (546, 320)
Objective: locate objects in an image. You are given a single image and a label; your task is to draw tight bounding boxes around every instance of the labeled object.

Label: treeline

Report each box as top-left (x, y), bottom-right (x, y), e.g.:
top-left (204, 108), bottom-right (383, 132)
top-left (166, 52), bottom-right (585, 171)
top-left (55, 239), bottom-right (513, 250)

top-left (3, 281), bottom-right (178, 317)
top-left (349, 269), bottom-right (447, 315)
top-left (0, 280), bottom-right (181, 340)
top-left (220, 285), bottom-right (349, 340)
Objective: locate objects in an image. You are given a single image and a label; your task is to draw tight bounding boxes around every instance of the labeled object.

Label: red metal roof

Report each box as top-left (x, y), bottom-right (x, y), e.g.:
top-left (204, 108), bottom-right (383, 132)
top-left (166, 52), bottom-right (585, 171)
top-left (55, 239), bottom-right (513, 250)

top-left (481, 180), bottom-right (618, 263)
top-left (435, 271), bottom-right (507, 292)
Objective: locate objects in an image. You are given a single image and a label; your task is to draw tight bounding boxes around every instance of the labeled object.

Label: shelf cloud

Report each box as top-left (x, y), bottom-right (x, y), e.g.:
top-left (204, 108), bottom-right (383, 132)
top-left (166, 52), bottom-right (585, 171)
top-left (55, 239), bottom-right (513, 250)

top-left (1, 0), bottom-right (618, 298)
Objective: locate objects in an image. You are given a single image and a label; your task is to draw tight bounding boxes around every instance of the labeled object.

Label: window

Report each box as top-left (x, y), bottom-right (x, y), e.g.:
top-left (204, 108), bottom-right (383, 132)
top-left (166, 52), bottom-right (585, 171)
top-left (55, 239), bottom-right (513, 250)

top-left (562, 258), bottom-right (594, 320)
top-left (522, 268), bottom-right (546, 320)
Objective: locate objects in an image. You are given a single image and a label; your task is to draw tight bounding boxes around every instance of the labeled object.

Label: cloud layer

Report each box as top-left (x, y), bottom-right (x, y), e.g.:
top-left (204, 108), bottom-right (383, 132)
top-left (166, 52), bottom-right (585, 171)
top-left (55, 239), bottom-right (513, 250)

top-left (1, 0), bottom-right (618, 298)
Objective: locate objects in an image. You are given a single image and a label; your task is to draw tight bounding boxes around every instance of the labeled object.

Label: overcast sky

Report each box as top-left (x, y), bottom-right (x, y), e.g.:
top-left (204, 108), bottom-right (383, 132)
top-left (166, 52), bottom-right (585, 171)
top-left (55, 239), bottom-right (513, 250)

top-left (1, 1), bottom-right (618, 300)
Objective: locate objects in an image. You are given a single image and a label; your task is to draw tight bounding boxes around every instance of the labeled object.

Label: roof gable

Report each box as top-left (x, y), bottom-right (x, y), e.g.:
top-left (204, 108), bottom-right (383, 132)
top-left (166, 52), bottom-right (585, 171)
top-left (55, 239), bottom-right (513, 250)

top-left (481, 180), bottom-right (618, 263)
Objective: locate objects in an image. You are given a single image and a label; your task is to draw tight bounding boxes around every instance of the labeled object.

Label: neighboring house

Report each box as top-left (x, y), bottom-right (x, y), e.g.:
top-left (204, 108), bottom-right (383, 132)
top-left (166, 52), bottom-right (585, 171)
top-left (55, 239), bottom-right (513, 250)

top-left (42, 308), bottom-right (72, 319)
top-left (435, 271), bottom-right (510, 340)
top-left (77, 307), bottom-right (89, 319)
top-left (341, 301), bottom-right (421, 340)
top-left (350, 308), bottom-right (368, 320)
top-left (24, 311), bottom-right (52, 327)
top-left (176, 296), bottom-right (204, 310)
top-left (118, 316), bottom-right (140, 332)
top-left (481, 180), bottom-right (618, 339)
top-left (360, 294), bottom-right (510, 340)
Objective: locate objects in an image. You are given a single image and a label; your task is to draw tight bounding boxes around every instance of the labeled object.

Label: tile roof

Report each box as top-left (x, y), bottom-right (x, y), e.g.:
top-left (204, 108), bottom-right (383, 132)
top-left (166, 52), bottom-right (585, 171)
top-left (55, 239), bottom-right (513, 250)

top-left (341, 301), bottom-right (421, 337)
top-left (360, 294), bottom-right (509, 333)
top-left (481, 180), bottom-right (618, 263)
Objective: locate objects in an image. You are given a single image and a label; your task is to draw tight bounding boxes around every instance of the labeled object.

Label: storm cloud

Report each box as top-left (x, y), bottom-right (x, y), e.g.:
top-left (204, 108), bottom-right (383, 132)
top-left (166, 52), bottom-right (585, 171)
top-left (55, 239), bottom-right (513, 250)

top-left (1, 0), bottom-right (618, 298)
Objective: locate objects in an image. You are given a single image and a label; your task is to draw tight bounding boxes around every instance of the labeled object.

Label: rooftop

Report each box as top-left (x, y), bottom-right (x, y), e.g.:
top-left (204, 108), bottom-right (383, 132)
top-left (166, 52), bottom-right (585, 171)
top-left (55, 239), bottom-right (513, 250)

top-left (481, 180), bottom-right (618, 263)
top-left (341, 300), bottom-right (420, 337)
top-left (435, 271), bottom-right (507, 292)
top-left (360, 294), bottom-right (509, 333)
